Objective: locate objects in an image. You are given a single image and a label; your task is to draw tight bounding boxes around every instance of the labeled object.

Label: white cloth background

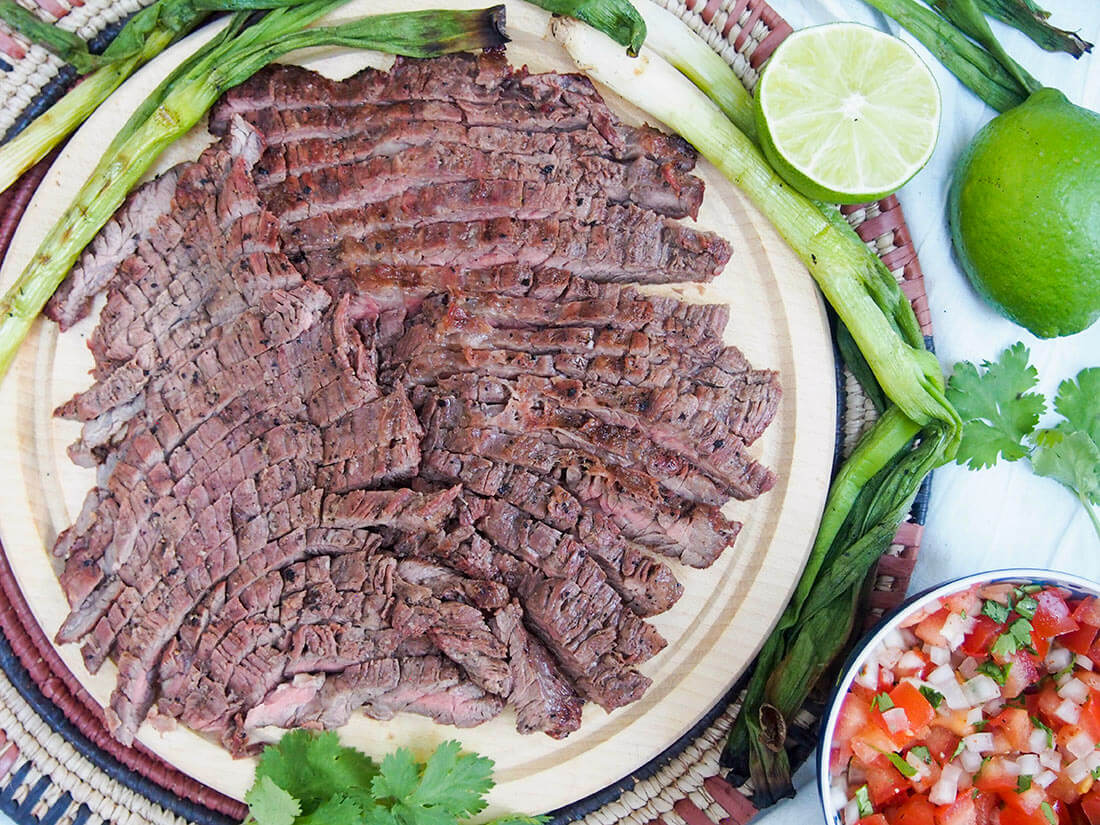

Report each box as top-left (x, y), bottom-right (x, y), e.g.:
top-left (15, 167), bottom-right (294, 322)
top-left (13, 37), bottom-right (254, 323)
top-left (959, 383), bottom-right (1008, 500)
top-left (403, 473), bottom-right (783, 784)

top-left (751, 0), bottom-right (1100, 820)
top-left (1, 4), bottom-right (1098, 823)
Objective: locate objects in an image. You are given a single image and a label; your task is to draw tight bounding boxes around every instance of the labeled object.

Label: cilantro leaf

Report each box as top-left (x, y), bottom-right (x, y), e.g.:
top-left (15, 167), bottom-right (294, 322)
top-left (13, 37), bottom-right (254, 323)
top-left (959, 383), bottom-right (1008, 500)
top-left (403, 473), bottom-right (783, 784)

top-left (982, 599), bottom-right (1010, 623)
top-left (1017, 775), bottom-right (1032, 793)
top-left (411, 740), bottom-right (494, 818)
top-left (1031, 716), bottom-right (1055, 748)
top-left (245, 775), bottom-right (301, 825)
top-left (887, 752), bottom-right (917, 778)
top-left (485, 816), bottom-right (552, 825)
top-left (1041, 801), bottom-right (1057, 825)
top-left (910, 746), bottom-right (932, 764)
top-left (871, 692), bottom-right (895, 711)
top-left (373, 749), bottom-right (421, 802)
top-left (919, 686), bottom-right (944, 708)
top-left (855, 785), bottom-right (873, 817)
top-left (296, 797), bottom-right (364, 825)
top-left (1015, 596), bottom-right (1038, 619)
top-left (254, 730), bottom-right (379, 815)
top-left (1031, 426), bottom-right (1100, 507)
top-left (1054, 367), bottom-right (1100, 449)
top-left (977, 660), bottom-right (1011, 685)
top-left (947, 343), bottom-right (1045, 470)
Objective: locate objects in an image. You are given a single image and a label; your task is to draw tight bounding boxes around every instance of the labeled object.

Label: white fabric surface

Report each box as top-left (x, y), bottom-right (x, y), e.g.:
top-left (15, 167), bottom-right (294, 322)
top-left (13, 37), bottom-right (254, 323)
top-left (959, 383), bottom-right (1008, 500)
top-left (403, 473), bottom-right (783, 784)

top-left (750, 0), bottom-right (1100, 821)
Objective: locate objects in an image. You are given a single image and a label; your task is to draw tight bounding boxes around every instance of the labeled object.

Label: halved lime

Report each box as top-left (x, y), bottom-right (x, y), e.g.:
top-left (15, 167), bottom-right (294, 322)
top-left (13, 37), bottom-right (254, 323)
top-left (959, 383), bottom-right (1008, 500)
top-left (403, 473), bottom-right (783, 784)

top-left (755, 23), bottom-right (941, 204)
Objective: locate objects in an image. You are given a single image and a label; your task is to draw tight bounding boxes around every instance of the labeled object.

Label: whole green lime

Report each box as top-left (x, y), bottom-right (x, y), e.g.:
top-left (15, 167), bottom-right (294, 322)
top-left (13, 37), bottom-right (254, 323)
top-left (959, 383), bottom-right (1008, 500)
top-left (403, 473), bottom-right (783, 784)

top-left (949, 88), bottom-right (1100, 338)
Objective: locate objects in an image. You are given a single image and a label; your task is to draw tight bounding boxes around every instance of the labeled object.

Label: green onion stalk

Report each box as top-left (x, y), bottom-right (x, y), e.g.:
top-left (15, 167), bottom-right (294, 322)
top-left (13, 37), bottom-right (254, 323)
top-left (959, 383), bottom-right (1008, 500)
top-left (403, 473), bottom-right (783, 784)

top-left (552, 16), bottom-right (962, 800)
top-left (0, 3), bottom-right (506, 381)
top-left (0, 0), bottom-right (378, 194)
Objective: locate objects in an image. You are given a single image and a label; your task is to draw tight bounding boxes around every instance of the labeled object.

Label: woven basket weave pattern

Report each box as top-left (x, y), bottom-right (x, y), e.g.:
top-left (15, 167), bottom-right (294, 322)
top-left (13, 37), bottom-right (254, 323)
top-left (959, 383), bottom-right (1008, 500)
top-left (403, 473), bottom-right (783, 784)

top-left (0, 2), bottom-right (933, 821)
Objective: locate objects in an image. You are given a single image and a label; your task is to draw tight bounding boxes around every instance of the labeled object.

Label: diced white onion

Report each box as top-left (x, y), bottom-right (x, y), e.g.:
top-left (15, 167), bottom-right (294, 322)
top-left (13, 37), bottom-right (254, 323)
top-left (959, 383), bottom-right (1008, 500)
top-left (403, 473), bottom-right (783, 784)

top-left (966, 707), bottom-right (984, 726)
top-left (882, 628), bottom-right (906, 650)
top-left (1016, 754), bottom-right (1041, 775)
top-left (928, 664), bottom-right (955, 685)
top-left (843, 799), bottom-right (860, 825)
top-left (879, 647), bottom-right (903, 669)
top-left (960, 748), bottom-right (984, 773)
top-left (984, 698), bottom-right (1005, 716)
top-left (941, 613), bottom-right (973, 650)
top-left (901, 628), bottom-right (919, 647)
top-left (1055, 697), bottom-right (1082, 724)
top-left (927, 645), bottom-right (950, 666)
top-left (1046, 647), bottom-right (1073, 673)
top-left (856, 661), bottom-right (879, 690)
top-left (930, 764), bottom-right (962, 805)
top-left (882, 707), bottom-right (910, 734)
top-left (1035, 770), bottom-right (1058, 788)
top-left (1067, 729), bottom-right (1096, 759)
top-left (1067, 755), bottom-right (1093, 784)
top-left (1058, 676), bottom-right (1090, 704)
top-left (1089, 752), bottom-right (1100, 771)
top-left (1030, 728), bottom-right (1052, 753)
top-left (898, 651), bottom-right (926, 673)
top-left (1077, 654), bottom-right (1095, 672)
top-left (963, 674), bottom-right (1002, 705)
top-left (959, 657), bottom-right (980, 679)
top-left (830, 783), bottom-right (848, 809)
top-left (1056, 670), bottom-right (1075, 688)
top-left (1000, 758), bottom-right (1022, 777)
top-left (906, 752), bottom-right (931, 778)
top-left (929, 778), bottom-right (957, 806)
top-left (881, 668), bottom-right (895, 686)
top-left (964, 732), bottom-right (995, 753)
top-left (957, 770), bottom-right (974, 791)
top-left (1039, 749), bottom-right (1062, 770)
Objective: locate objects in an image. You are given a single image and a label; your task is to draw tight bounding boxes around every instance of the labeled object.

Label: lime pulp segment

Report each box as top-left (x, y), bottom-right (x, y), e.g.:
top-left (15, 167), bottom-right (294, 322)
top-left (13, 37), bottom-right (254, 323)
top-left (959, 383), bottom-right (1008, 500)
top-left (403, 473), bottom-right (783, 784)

top-left (757, 23), bottom-right (941, 200)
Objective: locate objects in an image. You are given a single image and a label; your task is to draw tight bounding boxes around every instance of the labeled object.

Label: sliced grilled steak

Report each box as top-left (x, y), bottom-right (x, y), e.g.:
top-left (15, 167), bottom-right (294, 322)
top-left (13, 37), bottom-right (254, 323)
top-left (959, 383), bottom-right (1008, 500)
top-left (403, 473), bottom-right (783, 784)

top-left (48, 53), bottom-right (780, 750)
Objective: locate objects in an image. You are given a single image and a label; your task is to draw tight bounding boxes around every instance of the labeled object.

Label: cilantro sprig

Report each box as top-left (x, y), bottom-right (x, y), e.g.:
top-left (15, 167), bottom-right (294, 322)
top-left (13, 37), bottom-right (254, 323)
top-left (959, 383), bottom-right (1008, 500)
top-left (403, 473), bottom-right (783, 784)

top-left (244, 732), bottom-right (546, 825)
top-left (947, 346), bottom-right (1100, 540)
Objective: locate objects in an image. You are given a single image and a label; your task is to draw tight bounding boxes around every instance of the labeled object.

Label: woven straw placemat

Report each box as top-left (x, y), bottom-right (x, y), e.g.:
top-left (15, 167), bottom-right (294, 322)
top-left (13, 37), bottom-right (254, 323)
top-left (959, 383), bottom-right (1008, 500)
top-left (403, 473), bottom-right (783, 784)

top-left (0, 2), bottom-right (934, 822)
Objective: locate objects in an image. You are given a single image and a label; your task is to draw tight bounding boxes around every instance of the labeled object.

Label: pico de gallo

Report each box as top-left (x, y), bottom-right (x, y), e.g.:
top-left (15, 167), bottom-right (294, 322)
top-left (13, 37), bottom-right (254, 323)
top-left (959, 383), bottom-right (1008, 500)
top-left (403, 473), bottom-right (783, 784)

top-left (828, 581), bottom-right (1100, 825)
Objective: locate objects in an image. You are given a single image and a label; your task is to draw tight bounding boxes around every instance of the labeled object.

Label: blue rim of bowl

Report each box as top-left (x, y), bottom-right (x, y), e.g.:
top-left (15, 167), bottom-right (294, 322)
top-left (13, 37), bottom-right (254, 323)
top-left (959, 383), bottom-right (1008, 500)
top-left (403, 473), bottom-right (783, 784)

top-left (816, 567), bottom-right (1100, 825)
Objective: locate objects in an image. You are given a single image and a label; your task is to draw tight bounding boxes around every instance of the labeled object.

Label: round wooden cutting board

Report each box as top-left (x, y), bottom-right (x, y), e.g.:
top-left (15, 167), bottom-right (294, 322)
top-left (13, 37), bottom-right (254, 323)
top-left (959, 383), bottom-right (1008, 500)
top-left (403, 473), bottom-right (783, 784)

top-left (0, 2), bottom-right (835, 816)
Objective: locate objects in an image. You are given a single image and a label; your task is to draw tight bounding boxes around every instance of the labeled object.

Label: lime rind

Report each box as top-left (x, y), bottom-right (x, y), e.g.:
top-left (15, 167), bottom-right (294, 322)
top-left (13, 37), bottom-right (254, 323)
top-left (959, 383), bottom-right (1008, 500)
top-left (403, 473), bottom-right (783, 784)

top-left (756, 22), bottom-right (941, 204)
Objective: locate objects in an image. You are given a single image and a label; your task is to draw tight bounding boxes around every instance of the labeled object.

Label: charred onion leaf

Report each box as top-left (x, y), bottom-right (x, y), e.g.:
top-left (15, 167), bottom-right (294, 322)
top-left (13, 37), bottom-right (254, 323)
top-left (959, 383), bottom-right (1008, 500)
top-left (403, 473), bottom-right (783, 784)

top-left (530, 0), bottom-right (645, 55)
top-left (977, 0), bottom-right (1092, 57)
top-left (0, 3), bottom-right (507, 382)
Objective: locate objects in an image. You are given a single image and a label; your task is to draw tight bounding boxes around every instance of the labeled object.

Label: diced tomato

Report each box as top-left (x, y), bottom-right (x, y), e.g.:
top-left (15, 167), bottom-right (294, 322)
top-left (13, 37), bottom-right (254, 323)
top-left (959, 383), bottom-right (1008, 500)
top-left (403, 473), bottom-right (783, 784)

top-left (1047, 771), bottom-right (1083, 805)
top-left (856, 816), bottom-right (889, 825)
top-left (961, 615), bottom-right (1002, 657)
top-left (1064, 623), bottom-right (1100, 657)
top-left (1000, 806), bottom-right (1053, 825)
top-left (897, 649), bottom-right (931, 678)
top-left (1079, 695), bottom-right (1100, 742)
top-left (915, 609), bottom-right (953, 648)
top-left (973, 792), bottom-right (997, 825)
top-left (865, 758), bottom-right (909, 807)
top-left (890, 682), bottom-right (936, 732)
top-left (894, 794), bottom-right (937, 825)
top-left (1073, 598), bottom-right (1100, 627)
top-left (1034, 591), bottom-right (1080, 638)
top-left (945, 588), bottom-right (982, 618)
top-left (836, 693), bottom-right (873, 751)
top-left (853, 724), bottom-right (902, 765)
top-left (990, 707), bottom-right (1033, 751)
top-left (974, 757), bottom-right (1020, 794)
top-left (1089, 636), bottom-right (1100, 670)
top-left (1038, 682), bottom-right (1064, 722)
top-left (1032, 626), bottom-right (1052, 660)
top-left (924, 727), bottom-right (961, 764)
top-left (932, 708), bottom-right (975, 737)
top-left (1080, 671), bottom-right (1100, 692)
top-left (1001, 786), bottom-right (1046, 815)
top-left (1081, 787), bottom-right (1100, 825)
top-left (1004, 650), bottom-right (1043, 699)
top-left (935, 795), bottom-right (976, 825)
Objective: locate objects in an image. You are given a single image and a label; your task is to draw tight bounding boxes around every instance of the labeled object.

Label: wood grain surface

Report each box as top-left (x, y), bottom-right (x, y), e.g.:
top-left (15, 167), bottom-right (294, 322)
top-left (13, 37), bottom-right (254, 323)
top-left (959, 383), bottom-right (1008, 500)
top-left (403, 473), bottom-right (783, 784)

top-left (0, 2), bottom-right (836, 816)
